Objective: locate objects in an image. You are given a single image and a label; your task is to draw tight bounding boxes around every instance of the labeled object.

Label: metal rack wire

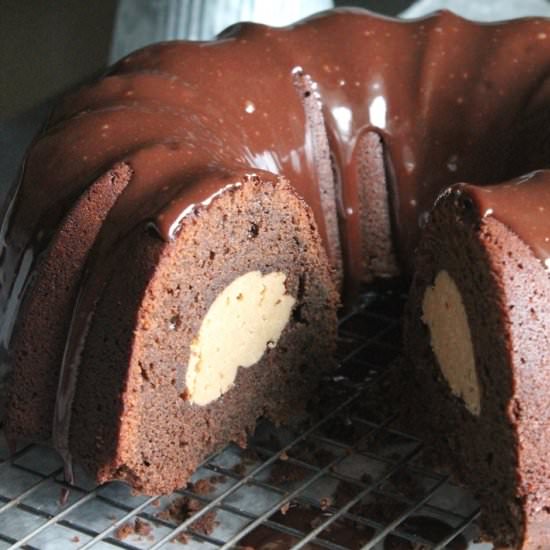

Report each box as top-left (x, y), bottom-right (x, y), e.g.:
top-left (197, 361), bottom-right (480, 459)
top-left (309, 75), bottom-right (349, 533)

top-left (0, 291), bottom-right (481, 549)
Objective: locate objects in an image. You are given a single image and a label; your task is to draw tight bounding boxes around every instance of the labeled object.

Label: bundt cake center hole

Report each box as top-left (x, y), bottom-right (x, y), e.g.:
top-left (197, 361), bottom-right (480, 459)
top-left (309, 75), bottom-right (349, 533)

top-left (421, 270), bottom-right (481, 416)
top-left (185, 270), bottom-right (296, 406)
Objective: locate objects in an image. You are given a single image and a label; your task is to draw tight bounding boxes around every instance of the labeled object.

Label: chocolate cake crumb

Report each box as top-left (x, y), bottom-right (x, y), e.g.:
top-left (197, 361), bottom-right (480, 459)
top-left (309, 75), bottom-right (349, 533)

top-left (114, 522), bottom-right (134, 540)
top-left (191, 511), bottom-right (218, 535)
top-left (189, 478), bottom-right (214, 495)
top-left (158, 496), bottom-right (200, 522)
top-left (173, 532), bottom-right (189, 544)
top-left (115, 517), bottom-right (156, 542)
top-left (134, 518), bottom-right (152, 536)
top-left (158, 496), bottom-right (218, 535)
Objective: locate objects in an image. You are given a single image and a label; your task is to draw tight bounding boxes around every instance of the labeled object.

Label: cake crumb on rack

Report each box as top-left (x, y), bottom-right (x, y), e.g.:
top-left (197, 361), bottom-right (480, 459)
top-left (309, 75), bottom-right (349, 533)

top-left (189, 478), bottom-right (214, 495)
top-left (114, 522), bottom-right (134, 540)
top-left (157, 496), bottom-right (218, 535)
top-left (173, 531), bottom-right (189, 544)
top-left (135, 518), bottom-right (152, 536)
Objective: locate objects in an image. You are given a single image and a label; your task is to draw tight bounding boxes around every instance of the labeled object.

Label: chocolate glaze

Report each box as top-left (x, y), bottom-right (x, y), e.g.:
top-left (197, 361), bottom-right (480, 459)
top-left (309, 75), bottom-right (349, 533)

top-left (448, 171), bottom-right (550, 267)
top-left (1, 9), bottom-right (550, 477)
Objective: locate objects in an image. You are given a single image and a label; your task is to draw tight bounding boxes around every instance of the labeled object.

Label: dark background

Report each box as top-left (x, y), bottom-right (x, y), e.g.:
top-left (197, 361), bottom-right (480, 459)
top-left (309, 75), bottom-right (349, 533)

top-left (0, 0), bottom-right (413, 118)
top-left (334, 0), bottom-right (413, 12)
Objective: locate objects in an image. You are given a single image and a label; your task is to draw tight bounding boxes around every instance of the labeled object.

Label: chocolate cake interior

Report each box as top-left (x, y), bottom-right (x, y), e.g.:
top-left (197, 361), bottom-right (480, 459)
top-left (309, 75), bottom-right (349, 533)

top-left (68, 175), bottom-right (338, 494)
top-left (404, 190), bottom-right (550, 548)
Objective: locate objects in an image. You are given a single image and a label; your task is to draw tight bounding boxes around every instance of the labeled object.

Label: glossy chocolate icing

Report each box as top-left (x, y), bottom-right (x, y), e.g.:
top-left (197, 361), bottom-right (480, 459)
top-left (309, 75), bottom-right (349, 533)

top-left (449, 171), bottom-right (550, 267)
top-left (1, 9), bottom-right (550, 478)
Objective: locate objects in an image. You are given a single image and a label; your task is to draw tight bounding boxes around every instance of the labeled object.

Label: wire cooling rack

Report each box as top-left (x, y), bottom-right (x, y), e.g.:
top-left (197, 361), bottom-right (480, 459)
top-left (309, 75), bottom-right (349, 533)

top-left (0, 290), bottom-right (483, 550)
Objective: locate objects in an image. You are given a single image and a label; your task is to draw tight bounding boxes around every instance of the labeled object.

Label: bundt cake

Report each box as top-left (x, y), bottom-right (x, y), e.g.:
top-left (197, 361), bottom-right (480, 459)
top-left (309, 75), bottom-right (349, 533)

top-left (0, 7), bottom-right (549, 547)
top-left (404, 171), bottom-right (550, 549)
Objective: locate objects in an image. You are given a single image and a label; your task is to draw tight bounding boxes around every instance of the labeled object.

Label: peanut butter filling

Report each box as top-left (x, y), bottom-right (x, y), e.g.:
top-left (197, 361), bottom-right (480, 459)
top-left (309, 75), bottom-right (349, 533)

top-left (422, 270), bottom-right (481, 415)
top-left (186, 271), bottom-right (295, 406)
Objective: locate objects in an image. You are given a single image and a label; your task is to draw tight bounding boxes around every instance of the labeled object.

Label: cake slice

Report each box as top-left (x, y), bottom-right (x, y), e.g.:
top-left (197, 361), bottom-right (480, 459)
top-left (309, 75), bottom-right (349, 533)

top-left (404, 171), bottom-right (550, 549)
top-left (7, 170), bottom-right (338, 494)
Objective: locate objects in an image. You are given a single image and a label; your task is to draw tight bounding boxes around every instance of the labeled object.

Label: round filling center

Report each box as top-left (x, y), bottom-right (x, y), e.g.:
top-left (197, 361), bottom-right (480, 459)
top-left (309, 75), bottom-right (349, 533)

top-left (421, 270), bottom-right (481, 416)
top-left (185, 271), bottom-right (296, 406)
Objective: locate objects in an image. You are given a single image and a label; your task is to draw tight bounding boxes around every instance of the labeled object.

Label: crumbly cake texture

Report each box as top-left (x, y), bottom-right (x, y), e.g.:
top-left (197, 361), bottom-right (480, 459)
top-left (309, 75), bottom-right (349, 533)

top-left (403, 191), bottom-right (550, 550)
top-left (356, 132), bottom-right (399, 282)
top-left (295, 69), bottom-right (343, 283)
top-left (49, 174), bottom-right (338, 494)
